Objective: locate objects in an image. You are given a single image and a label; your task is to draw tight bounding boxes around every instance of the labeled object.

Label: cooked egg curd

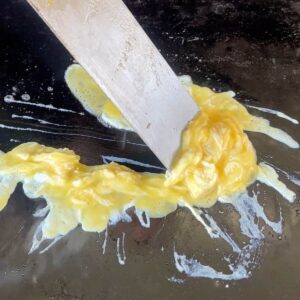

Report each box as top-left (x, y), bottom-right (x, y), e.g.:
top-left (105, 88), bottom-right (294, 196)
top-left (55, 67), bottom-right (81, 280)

top-left (0, 66), bottom-right (297, 244)
top-left (65, 64), bottom-right (299, 149)
top-left (65, 64), bottom-right (132, 130)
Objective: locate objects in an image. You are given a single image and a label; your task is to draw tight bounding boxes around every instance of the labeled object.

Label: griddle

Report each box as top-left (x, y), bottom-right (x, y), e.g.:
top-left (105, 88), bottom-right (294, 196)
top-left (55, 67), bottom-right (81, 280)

top-left (0, 1), bottom-right (299, 299)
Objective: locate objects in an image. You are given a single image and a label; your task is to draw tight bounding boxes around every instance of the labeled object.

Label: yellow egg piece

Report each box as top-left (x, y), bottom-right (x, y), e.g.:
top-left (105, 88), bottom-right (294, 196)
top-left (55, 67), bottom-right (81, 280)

top-left (65, 64), bottom-right (132, 130)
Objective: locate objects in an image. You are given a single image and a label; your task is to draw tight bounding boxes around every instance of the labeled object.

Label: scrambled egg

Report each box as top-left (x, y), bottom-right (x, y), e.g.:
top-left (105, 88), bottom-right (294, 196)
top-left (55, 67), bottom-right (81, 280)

top-left (65, 64), bottom-right (132, 130)
top-left (0, 65), bottom-right (297, 243)
top-left (65, 64), bottom-right (299, 149)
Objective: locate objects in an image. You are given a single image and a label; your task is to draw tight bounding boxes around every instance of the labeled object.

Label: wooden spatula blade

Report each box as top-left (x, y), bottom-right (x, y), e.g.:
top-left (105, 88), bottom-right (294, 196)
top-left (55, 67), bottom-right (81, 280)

top-left (27, 0), bottom-right (199, 168)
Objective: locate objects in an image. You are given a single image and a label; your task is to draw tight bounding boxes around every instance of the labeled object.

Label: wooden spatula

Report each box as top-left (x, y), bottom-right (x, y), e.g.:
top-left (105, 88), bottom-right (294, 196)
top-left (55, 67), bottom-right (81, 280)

top-left (26, 0), bottom-right (199, 169)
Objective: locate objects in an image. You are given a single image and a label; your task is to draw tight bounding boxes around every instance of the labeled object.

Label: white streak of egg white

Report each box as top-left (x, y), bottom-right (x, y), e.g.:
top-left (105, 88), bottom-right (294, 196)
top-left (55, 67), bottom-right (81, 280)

top-left (279, 171), bottom-right (300, 186)
top-left (187, 37), bottom-right (200, 42)
top-left (10, 139), bottom-right (20, 143)
top-left (102, 155), bottom-right (164, 170)
top-left (39, 235), bottom-right (63, 254)
top-left (102, 228), bottom-right (108, 255)
top-left (174, 191), bottom-right (284, 281)
top-left (135, 208), bottom-right (151, 228)
top-left (174, 250), bottom-right (249, 281)
top-left (116, 232), bottom-right (126, 265)
top-left (28, 221), bottom-right (45, 254)
top-left (11, 114), bottom-right (70, 127)
top-left (262, 162), bottom-right (300, 186)
top-left (167, 276), bottom-right (185, 284)
top-left (33, 205), bottom-right (50, 218)
top-left (198, 209), bottom-right (241, 253)
top-left (230, 193), bottom-right (282, 237)
top-left (4, 95), bottom-right (84, 115)
top-left (99, 113), bottom-right (134, 132)
top-left (0, 123), bottom-right (124, 144)
top-left (258, 163), bottom-right (296, 202)
top-left (173, 235), bottom-right (261, 281)
top-left (179, 201), bottom-right (213, 235)
top-left (109, 202), bottom-right (134, 225)
top-left (225, 91), bottom-right (236, 98)
top-left (247, 105), bottom-right (299, 124)
top-left (121, 140), bottom-right (148, 147)
top-left (246, 117), bottom-right (299, 149)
